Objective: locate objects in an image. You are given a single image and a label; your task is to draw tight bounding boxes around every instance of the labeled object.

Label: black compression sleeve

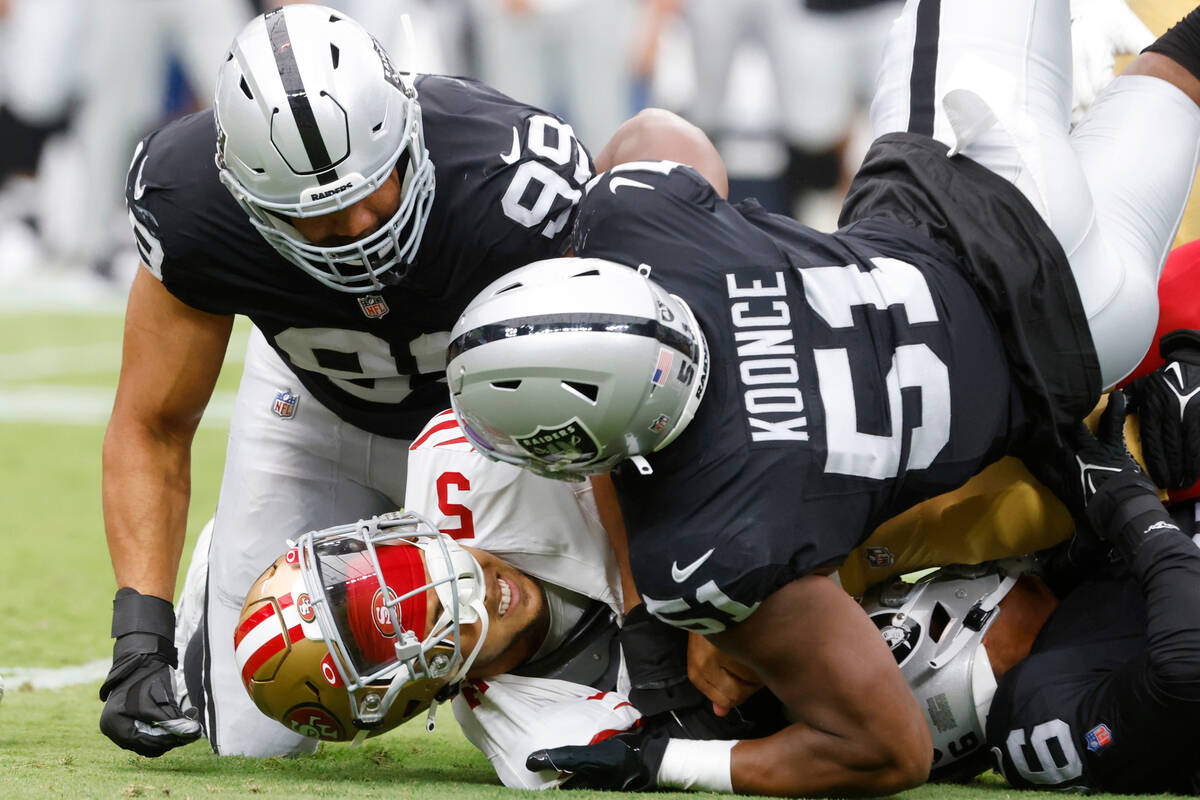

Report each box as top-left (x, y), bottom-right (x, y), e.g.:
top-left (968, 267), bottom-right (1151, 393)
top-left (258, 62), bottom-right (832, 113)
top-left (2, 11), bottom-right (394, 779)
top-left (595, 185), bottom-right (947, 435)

top-left (1144, 7), bottom-right (1200, 85)
top-left (1125, 509), bottom-right (1200, 703)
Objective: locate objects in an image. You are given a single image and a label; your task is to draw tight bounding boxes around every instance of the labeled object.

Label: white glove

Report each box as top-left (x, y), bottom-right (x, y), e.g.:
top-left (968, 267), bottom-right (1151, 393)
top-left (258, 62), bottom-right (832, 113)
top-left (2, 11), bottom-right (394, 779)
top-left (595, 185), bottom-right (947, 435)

top-left (1070, 0), bottom-right (1155, 124)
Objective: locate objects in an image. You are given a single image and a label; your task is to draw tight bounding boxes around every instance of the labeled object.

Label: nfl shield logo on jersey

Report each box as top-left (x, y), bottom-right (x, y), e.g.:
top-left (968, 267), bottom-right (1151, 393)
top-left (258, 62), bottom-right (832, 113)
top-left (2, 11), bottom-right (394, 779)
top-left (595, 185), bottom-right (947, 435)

top-left (1085, 723), bottom-right (1113, 753)
top-left (866, 547), bottom-right (895, 568)
top-left (358, 294), bottom-right (390, 319)
top-left (272, 389), bottom-right (299, 419)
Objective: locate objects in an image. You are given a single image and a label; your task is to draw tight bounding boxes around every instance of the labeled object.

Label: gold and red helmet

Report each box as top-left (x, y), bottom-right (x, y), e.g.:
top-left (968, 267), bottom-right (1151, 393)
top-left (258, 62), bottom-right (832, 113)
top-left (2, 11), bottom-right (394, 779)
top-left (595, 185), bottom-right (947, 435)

top-left (235, 511), bottom-right (489, 742)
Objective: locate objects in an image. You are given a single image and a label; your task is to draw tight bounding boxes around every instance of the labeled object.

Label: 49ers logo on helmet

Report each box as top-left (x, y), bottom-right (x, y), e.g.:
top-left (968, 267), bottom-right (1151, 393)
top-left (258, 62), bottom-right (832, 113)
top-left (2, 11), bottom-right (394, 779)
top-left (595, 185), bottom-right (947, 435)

top-left (283, 703), bottom-right (345, 741)
top-left (296, 592), bottom-right (316, 623)
top-left (372, 587), bottom-right (399, 637)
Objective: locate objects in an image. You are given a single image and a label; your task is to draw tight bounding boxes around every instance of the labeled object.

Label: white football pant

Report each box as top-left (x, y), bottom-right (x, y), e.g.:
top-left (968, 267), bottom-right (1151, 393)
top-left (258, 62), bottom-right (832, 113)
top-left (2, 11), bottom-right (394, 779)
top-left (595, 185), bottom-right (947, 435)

top-left (192, 327), bottom-right (412, 756)
top-left (871, 0), bottom-right (1200, 387)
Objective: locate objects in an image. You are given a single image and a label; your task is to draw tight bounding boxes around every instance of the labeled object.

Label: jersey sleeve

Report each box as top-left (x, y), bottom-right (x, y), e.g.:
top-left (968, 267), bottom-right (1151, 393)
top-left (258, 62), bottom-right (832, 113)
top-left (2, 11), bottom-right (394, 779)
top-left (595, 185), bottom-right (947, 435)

top-left (987, 524), bottom-right (1200, 793)
top-left (404, 411), bottom-right (624, 613)
top-left (123, 112), bottom-right (252, 315)
top-left (451, 676), bottom-right (641, 790)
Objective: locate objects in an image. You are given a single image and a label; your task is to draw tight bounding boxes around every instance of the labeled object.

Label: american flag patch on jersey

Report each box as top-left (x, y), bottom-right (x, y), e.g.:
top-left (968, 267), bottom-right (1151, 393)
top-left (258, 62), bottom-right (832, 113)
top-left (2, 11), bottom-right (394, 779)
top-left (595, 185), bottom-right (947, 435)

top-left (1085, 723), bottom-right (1112, 753)
top-left (651, 348), bottom-right (673, 387)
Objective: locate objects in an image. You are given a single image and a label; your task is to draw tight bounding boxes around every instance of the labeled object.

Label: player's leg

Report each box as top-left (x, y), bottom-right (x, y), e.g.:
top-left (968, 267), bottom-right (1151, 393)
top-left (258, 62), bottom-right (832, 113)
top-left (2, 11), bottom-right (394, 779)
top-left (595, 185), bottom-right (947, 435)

top-left (1065, 40), bottom-right (1200, 385)
top-left (200, 328), bottom-right (411, 756)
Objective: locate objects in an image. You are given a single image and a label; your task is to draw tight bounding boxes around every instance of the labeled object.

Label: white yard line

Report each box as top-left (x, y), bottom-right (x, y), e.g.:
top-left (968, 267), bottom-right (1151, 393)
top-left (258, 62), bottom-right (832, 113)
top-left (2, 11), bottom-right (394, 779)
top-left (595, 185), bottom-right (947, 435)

top-left (0, 343), bottom-right (123, 380)
top-left (1, 659), bottom-right (111, 690)
top-left (0, 386), bottom-right (238, 426)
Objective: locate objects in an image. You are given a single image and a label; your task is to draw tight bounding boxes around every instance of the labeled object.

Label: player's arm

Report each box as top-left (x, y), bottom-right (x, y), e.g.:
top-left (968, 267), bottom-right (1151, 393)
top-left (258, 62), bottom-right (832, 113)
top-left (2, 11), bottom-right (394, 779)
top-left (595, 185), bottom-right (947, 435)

top-left (531, 574), bottom-right (932, 795)
top-left (103, 267), bottom-right (232, 598)
top-left (706, 575), bottom-right (932, 796)
top-left (593, 108), bottom-right (729, 199)
top-left (99, 266), bottom-right (231, 756)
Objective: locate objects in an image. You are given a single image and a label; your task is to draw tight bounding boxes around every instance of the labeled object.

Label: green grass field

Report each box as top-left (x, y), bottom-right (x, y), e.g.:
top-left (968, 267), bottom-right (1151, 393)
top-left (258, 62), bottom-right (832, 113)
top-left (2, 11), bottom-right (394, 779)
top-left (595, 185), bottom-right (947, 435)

top-left (0, 303), bottom-right (1173, 799)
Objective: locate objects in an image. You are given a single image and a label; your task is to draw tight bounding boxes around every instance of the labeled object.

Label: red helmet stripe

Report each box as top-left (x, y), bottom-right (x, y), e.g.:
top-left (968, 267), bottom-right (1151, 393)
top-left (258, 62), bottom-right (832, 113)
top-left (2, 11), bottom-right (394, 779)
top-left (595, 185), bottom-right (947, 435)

top-left (240, 632), bottom-right (288, 685)
top-left (234, 603), bottom-right (277, 649)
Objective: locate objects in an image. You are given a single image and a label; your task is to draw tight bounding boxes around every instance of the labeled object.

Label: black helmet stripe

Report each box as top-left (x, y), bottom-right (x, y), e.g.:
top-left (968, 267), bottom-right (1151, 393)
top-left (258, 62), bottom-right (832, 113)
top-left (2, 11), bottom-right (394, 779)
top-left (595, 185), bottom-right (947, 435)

top-left (264, 7), bottom-right (339, 185)
top-left (447, 313), bottom-right (698, 364)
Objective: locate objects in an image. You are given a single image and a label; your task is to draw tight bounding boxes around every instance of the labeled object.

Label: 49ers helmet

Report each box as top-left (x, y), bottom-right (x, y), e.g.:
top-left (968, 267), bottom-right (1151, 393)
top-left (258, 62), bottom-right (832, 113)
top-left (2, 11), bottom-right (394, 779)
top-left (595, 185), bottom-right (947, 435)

top-left (235, 511), bottom-right (489, 742)
top-left (214, 4), bottom-right (434, 293)
top-left (861, 561), bottom-right (1032, 780)
top-left (446, 258), bottom-right (709, 480)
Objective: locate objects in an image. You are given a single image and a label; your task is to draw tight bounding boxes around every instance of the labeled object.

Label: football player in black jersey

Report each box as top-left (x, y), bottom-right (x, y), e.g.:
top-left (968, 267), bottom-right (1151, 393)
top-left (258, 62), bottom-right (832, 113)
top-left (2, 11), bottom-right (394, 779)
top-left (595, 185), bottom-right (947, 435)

top-left (447, 2), bottom-right (1200, 795)
top-left (864, 392), bottom-right (1200, 794)
top-left (98, 3), bottom-right (725, 759)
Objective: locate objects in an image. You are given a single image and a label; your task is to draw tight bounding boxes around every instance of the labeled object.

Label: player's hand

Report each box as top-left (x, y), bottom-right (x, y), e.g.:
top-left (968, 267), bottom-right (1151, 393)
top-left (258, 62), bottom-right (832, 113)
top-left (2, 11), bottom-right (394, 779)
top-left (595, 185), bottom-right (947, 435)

top-left (1069, 0), bottom-right (1154, 123)
top-left (1126, 329), bottom-right (1200, 489)
top-left (99, 589), bottom-right (201, 757)
top-left (1052, 390), bottom-right (1142, 520)
top-left (526, 728), bottom-right (668, 791)
top-left (619, 604), bottom-right (705, 716)
top-left (686, 632), bottom-right (762, 716)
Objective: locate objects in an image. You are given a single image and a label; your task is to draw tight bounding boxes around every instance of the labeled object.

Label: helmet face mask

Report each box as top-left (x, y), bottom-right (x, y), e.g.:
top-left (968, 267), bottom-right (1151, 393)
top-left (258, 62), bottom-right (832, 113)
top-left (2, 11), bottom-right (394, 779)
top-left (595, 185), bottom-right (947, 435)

top-left (862, 561), bottom-right (1033, 778)
top-left (214, 4), bottom-right (435, 293)
top-left (236, 511), bottom-right (489, 741)
top-left (447, 258), bottom-right (710, 480)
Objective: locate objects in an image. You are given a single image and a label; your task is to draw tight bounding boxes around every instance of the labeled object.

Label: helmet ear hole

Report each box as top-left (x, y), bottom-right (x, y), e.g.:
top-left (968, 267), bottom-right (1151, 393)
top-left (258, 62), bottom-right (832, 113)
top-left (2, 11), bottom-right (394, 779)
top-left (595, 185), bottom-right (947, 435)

top-left (929, 602), bottom-right (951, 642)
top-left (562, 381), bottom-right (599, 404)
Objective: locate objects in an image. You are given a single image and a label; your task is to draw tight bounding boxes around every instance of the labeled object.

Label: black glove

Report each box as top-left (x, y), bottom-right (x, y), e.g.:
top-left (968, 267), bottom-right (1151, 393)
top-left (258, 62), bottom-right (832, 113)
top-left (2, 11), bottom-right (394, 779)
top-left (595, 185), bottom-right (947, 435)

top-left (619, 604), bottom-right (705, 717)
top-left (1127, 329), bottom-right (1200, 489)
top-left (526, 726), bottom-right (669, 791)
top-left (99, 588), bottom-right (201, 757)
top-left (1048, 390), bottom-right (1142, 521)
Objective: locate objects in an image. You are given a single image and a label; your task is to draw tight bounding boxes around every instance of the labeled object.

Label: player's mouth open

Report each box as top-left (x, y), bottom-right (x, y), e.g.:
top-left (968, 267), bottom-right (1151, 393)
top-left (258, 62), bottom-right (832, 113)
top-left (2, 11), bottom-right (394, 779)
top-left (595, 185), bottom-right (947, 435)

top-left (497, 576), bottom-right (518, 617)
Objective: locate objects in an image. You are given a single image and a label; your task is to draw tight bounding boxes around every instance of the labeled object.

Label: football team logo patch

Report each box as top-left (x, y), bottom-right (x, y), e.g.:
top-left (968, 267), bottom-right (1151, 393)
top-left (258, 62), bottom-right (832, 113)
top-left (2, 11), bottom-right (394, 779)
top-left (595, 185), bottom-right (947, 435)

top-left (296, 592), bottom-right (316, 623)
top-left (866, 546), bottom-right (895, 568)
top-left (283, 703), bottom-right (345, 741)
top-left (372, 587), bottom-right (399, 637)
top-left (272, 389), bottom-right (299, 419)
top-left (1085, 723), bottom-right (1113, 753)
top-left (515, 419), bottom-right (601, 466)
top-left (358, 294), bottom-right (390, 319)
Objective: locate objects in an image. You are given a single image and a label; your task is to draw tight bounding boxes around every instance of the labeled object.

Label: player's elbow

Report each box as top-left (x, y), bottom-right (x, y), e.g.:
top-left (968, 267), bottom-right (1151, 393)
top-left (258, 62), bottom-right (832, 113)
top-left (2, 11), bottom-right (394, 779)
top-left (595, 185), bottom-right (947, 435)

top-left (1148, 644), bottom-right (1200, 703)
top-left (855, 707), bottom-right (933, 795)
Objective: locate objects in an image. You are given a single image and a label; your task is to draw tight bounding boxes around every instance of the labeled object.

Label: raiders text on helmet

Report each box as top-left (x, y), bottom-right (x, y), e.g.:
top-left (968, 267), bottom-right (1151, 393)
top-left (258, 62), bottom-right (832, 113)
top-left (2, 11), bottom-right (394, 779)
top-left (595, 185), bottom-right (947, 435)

top-left (235, 511), bottom-right (489, 742)
top-left (445, 258), bottom-right (709, 479)
top-left (214, 4), bottom-right (434, 292)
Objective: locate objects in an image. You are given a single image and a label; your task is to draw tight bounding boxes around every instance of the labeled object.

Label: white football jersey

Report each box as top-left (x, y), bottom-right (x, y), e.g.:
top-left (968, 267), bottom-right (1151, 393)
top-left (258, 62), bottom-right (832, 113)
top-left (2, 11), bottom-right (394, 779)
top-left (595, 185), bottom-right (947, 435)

top-left (452, 675), bottom-right (642, 789)
top-left (404, 409), bottom-right (623, 615)
top-left (407, 410), bottom-right (635, 789)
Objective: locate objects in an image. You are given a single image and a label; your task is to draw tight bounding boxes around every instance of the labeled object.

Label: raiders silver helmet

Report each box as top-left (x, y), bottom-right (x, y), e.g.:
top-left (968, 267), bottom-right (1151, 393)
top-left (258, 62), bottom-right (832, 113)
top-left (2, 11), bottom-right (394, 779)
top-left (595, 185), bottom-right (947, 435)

top-left (445, 257), bottom-right (709, 480)
top-left (862, 561), bottom-right (1031, 779)
top-left (214, 4), bottom-right (434, 292)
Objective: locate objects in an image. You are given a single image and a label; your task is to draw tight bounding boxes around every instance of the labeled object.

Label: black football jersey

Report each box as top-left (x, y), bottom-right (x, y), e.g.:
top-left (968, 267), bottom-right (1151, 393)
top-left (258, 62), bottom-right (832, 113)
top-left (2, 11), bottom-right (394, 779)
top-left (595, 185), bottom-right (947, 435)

top-left (573, 161), bottom-right (1026, 633)
top-left (986, 508), bottom-right (1200, 794)
top-left (125, 75), bottom-right (591, 439)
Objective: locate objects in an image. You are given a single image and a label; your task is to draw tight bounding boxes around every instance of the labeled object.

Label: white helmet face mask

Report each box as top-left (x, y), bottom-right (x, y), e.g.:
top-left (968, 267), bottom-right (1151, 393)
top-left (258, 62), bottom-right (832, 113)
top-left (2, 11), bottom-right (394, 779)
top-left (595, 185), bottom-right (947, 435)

top-left (446, 257), bottom-right (710, 480)
top-left (294, 511), bottom-right (489, 731)
top-left (861, 560), bottom-right (1033, 777)
top-left (214, 4), bottom-right (435, 293)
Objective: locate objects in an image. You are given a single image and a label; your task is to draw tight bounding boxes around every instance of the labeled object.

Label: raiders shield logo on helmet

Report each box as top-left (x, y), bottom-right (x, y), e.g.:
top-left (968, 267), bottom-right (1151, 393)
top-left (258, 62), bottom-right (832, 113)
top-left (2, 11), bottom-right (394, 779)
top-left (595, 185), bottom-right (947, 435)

top-left (515, 419), bottom-right (600, 466)
top-left (871, 611), bottom-right (923, 668)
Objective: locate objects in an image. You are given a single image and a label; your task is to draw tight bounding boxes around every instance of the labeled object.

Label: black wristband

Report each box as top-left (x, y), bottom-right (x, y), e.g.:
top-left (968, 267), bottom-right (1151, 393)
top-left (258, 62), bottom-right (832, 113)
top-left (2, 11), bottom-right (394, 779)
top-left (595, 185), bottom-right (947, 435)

top-left (111, 587), bottom-right (176, 640)
top-left (1087, 472), bottom-right (1178, 561)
